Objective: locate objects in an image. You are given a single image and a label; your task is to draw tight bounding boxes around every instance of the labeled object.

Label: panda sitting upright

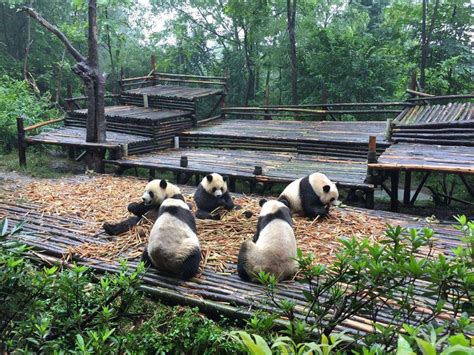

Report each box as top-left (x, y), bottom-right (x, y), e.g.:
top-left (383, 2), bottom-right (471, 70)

top-left (237, 199), bottom-right (298, 282)
top-left (141, 197), bottom-right (201, 280)
top-left (194, 173), bottom-right (237, 220)
top-left (278, 172), bottom-right (339, 219)
top-left (103, 179), bottom-right (183, 235)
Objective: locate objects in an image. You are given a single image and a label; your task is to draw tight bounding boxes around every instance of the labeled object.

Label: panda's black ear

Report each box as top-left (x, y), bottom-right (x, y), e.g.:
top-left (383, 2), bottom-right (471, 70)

top-left (323, 185), bottom-right (331, 193)
top-left (259, 198), bottom-right (267, 207)
top-left (160, 180), bottom-right (168, 189)
top-left (206, 174), bottom-right (213, 182)
top-left (222, 175), bottom-right (229, 183)
top-left (279, 199), bottom-right (290, 208)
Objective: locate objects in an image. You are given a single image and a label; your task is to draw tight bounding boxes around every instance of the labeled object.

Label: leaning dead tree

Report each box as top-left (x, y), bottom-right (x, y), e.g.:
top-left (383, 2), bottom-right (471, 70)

top-left (19, 0), bottom-right (106, 171)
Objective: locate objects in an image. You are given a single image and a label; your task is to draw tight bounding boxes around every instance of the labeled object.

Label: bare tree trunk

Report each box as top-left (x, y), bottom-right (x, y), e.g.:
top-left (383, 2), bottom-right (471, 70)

top-left (420, 0), bottom-right (427, 89)
top-left (104, 7), bottom-right (117, 92)
top-left (287, 0), bottom-right (298, 105)
top-left (19, 0), bottom-right (106, 172)
top-left (243, 28), bottom-right (255, 105)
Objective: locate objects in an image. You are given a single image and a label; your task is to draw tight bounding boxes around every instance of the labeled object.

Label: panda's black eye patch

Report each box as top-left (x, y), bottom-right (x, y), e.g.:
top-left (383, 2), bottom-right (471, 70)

top-left (330, 197), bottom-right (335, 202)
top-left (212, 187), bottom-right (217, 192)
top-left (148, 191), bottom-right (154, 198)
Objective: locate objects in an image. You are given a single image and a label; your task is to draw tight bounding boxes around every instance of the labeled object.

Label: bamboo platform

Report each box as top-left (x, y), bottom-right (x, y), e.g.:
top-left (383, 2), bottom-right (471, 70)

top-left (109, 148), bottom-right (371, 190)
top-left (0, 199), bottom-right (465, 336)
top-left (66, 105), bottom-right (193, 150)
top-left (392, 102), bottom-right (473, 145)
top-left (124, 84), bottom-right (224, 101)
top-left (369, 143), bottom-right (474, 212)
top-left (24, 127), bottom-right (155, 156)
top-left (369, 143), bottom-right (474, 174)
top-left (180, 119), bottom-right (389, 159)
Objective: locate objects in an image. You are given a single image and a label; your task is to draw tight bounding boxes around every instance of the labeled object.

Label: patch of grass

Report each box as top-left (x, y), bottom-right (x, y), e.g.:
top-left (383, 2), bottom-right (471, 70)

top-left (0, 148), bottom-right (81, 178)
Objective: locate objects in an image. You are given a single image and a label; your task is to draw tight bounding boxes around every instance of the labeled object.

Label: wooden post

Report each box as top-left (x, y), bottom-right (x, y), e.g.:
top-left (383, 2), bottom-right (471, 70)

top-left (385, 118), bottom-right (394, 141)
top-left (365, 136), bottom-right (377, 184)
top-left (66, 84), bottom-right (73, 111)
top-left (16, 116), bottom-right (27, 167)
top-left (390, 170), bottom-right (399, 212)
top-left (151, 54), bottom-right (156, 85)
top-left (119, 67), bottom-right (124, 92)
top-left (403, 171), bottom-right (412, 205)
top-left (365, 189), bottom-right (374, 209)
top-left (149, 169), bottom-right (156, 181)
top-left (229, 177), bottom-right (236, 192)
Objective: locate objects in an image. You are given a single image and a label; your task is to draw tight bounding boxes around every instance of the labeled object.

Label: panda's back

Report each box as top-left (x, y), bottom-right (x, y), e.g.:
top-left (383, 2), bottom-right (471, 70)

top-left (279, 178), bottom-right (304, 213)
top-left (148, 213), bottom-right (199, 272)
top-left (249, 220), bottom-right (297, 278)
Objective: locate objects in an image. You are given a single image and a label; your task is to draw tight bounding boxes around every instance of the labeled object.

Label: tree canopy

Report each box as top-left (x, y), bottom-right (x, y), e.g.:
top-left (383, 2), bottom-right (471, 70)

top-left (0, 0), bottom-right (472, 106)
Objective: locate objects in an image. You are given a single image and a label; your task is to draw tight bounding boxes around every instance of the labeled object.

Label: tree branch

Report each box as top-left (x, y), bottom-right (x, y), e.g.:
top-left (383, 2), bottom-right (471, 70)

top-left (17, 6), bottom-right (85, 63)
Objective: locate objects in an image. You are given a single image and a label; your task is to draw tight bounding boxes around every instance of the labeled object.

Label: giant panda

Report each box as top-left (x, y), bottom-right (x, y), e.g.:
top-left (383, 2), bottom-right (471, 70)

top-left (103, 179), bottom-right (184, 236)
top-left (194, 173), bottom-right (237, 220)
top-left (278, 173), bottom-right (339, 219)
top-left (141, 197), bottom-right (201, 280)
top-left (237, 199), bottom-right (297, 282)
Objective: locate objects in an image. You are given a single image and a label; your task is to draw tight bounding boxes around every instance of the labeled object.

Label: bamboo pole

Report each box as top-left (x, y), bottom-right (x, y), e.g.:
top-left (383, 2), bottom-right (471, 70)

top-left (16, 116), bottom-right (27, 167)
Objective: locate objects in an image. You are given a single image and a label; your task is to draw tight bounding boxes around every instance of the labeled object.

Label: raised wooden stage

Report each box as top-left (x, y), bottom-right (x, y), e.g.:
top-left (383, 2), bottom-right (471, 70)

top-left (0, 194), bottom-right (465, 337)
top-left (109, 148), bottom-right (372, 200)
top-left (180, 119), bottom-right (389, 158)
top-left (369, 143), bottom-right (474, 211)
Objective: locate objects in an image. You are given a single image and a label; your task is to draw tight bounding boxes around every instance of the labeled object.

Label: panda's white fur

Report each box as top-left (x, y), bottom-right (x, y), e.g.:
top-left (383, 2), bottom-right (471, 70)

top-left (279, 173), bottom-right (338, 218)
top-left (237, 200), bottom-right (297, 282)
top-left (142, 179), bottom-right (181, 205)
top-left (146, 198), bottom-right (201, 279)
top-left (200, 173), bottom-right (227, 197)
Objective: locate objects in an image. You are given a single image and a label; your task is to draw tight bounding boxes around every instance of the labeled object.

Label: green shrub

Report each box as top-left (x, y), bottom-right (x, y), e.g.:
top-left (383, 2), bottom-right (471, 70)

top-left (251, 216), bottom-right (473, 353)
top-left (0, 218), bottom-right (241, 354)
top-left (0, 76), bottom-right (60, 151)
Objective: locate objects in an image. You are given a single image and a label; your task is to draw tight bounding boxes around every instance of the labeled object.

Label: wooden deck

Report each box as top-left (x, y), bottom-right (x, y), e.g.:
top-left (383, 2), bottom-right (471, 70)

top-left (369, 143), bottom-right (474, 211)
top-left (70, 105), bottom-right (192, 123)
top-left (369, 143), bottom-right (474, 174)
top-left (180, 119), bottom-right (389, 159)
top-left (0, 198), bottom-right (465, 336)
top-left (124, 84), bottom-right (224, 101)
top-left (392, 102), bottom-right (473, 145)
top-left (110, 148), bottom-right (371, 190)
top-left (25, 127), bottom-right (155, 155)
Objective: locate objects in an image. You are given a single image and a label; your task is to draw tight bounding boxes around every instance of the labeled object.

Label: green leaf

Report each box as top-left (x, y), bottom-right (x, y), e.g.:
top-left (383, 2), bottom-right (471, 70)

top-left (396, 336), bottom-right (415, 355)
top-left (415, 338), bottom-right (436, 355)
top-left (448, 334), bottom-right (469, 347)
top-left (231, 331), bottom-right (272, 355)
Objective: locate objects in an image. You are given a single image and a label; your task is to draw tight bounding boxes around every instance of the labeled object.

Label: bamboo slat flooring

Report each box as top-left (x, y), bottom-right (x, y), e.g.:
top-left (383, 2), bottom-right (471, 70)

top-left (111, 148), bottom-right (371, 189)
top-left (25, 127), bottom-right (155, 155)
top-left (0, 199), bottom-right (464, 336)
top-left (71, 105), bottom-right (192, 122)
top-left (125, 84), bottom-right (224, 101)
top-left (180, 119), bottom-right (389, 159)
top-left (369, 143), bottom-right (474, 174)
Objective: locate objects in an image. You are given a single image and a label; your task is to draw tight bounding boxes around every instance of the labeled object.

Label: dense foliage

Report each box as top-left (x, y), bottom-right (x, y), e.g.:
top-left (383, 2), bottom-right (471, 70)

top-left (2, 217), bottom-right (473, 353)
top-left (0, 0), bottom-right (472, 107)
top-left (248, 216), bottom-right (474, 353)
top-left (0, 76), bottom-right (60, 150)
top-left (0, 219), bottom-right (242, 354)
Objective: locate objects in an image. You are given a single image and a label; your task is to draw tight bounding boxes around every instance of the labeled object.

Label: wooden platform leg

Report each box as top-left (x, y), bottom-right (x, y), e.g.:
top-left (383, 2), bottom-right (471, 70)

top-left (460, 175), bottom-right (474, 198)
top-left (390, 170), bottom-right (399, 212)
top-left (365, 188), bottom-right (374, 209)
top-left (16, 116), bottom-right (26, 167)
top-left (67, 147), bottom-right (75, 159)
top-left (195, 174), bottom-right (200, 186)
top-left (114, 166), bottom-right (126, 176)
top-left (229, 177), bottom-right (236, 193)
top-left (149, 169), bottom-right (156, 181)
top-left (410, 172), bottom-right (430, 205)
top-left (403, 171), bottom-right (412, 205)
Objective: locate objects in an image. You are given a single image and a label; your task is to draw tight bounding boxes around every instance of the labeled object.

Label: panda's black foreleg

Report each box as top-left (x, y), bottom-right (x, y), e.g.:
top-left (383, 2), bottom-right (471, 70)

top-left (221, 192), bottom-right (237, 210)
top-left (237, 241), bottom-right (252, 281)
top-left (195, 209), bottom-right (221, 220)
top-left (127, 202), bottom-right (156, 217)
top-left (140, 248), bottom-right (153, 268)
top-left (103, 216), bottom-right (140, 236)
top-left (310, 205), bottom-right (329, 219)
top-left (181, 248), bottom-right (201, 280)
